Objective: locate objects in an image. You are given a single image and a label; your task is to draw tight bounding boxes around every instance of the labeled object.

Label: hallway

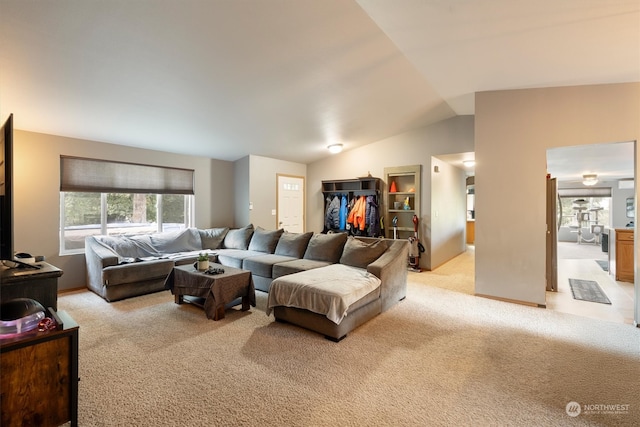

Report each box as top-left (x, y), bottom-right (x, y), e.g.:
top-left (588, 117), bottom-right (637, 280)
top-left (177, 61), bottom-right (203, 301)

top-left (411, 243), bottom-right (635, 325)
top-left (547, 241), bottom-right (635, 325)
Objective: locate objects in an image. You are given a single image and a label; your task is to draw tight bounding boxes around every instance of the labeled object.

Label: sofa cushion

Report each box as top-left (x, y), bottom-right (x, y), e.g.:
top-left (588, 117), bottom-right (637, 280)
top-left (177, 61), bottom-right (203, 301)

top-left (303, 232), bottom-right (348, 263)
top-left (272, 258), bottom-right (333, 279)
top-left (274, 231), bottom-right (313, 258)
top-left (267, 264), bottom-right (382, 324)
top-left (217, 249), bottom-right (263, 269)
top-left (248, 227), bottom-right (284, 253)
top-left (242, 254), bottom-right (298, 278)
top-left (223, 224), bottom-right (254, 250)
top-left (339, 237), bottom-right (389, 269)
top-left (199, 227), bottom-right (229, 249)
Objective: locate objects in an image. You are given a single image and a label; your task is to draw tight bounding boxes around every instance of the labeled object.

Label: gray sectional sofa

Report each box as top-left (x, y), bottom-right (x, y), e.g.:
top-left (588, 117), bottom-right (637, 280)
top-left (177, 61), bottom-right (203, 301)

top-left (85, 224), bottom-right (409, 340)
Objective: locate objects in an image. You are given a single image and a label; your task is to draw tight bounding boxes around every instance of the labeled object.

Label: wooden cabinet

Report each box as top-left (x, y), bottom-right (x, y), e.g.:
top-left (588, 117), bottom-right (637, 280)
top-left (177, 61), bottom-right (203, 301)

top-left (384, 165), bottom-right (421, 240)
top-left (613, 228), bottom-right (634, 282)
top-left (1, 311), bottom-right (79, 427)
top-left (1, 262), bottom-right (63, 310)
top-left (466, 220), bottom-right (475, 244)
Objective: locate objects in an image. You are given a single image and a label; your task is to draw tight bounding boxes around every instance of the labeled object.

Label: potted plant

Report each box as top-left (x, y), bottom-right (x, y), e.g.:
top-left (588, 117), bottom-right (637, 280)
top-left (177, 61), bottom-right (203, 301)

top-left (196, 253), bottom-right (209, 271)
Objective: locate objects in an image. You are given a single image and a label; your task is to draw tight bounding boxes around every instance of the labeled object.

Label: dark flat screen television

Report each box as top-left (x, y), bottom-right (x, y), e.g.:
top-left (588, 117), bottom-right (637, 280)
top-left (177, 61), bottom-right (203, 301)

top-left (1, 113), bottom-right (14, 262)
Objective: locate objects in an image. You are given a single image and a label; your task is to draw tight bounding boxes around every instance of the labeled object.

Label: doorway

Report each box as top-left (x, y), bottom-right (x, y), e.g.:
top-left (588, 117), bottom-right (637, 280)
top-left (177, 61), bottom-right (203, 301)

top-left (546, 141), bottom-right (635, 325)
top-left (276, 174), bottom-right (305, 233)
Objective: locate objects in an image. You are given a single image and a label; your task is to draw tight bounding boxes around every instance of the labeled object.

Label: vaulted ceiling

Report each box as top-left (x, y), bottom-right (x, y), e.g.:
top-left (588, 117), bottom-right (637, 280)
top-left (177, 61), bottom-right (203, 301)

top-left (1, 0), bottom-right (638, 164)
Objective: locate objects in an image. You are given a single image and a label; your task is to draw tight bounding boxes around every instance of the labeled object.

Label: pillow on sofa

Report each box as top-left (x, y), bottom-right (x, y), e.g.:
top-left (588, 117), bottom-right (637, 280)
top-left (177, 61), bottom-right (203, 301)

top-left (248, 227), bottom-right (284, 253)
top-left (223, 224), bottom-right (254, 250)
top-left (199, 227), bottom-right (229, 249)
top-left (275, 231), bottom-right (313, 258)
top-left (303, 232), bottom-right (347, 263)
top-left (340, 237), bottom-right (388, 269)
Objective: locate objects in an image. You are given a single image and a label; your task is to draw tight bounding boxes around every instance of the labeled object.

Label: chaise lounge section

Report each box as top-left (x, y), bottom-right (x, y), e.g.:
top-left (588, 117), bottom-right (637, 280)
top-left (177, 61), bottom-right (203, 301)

top-left (267, 236), bottom-right (408, 340)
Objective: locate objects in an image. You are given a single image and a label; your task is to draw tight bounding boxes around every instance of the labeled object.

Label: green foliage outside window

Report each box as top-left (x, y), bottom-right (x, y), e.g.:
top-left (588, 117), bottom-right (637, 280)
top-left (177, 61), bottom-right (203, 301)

top-left (64, 192), bottom-right (185, 227)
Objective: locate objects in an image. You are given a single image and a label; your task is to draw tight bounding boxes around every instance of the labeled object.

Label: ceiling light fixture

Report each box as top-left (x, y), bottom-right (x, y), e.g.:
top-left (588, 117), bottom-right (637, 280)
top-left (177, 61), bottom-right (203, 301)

top-left (463, 160), bottom-right (475, 167)
top-left (327, 144), bottom-right (343, 154)
top-left (583, 174), bottom-right (598, 186)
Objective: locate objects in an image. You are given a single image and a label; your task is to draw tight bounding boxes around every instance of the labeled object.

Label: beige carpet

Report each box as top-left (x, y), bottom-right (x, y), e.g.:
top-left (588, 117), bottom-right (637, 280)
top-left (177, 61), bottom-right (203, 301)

top-left (409, 246), bottom-right (475, 295)
top-left (58, 276), bottom-right (640, 426)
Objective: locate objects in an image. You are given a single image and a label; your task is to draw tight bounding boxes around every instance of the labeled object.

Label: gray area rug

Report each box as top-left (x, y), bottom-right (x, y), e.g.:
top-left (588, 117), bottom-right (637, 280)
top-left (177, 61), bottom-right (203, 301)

top-left (595, 259), bottom-right (609, 272)
top-left (569, 278), bottom-right (612, 304)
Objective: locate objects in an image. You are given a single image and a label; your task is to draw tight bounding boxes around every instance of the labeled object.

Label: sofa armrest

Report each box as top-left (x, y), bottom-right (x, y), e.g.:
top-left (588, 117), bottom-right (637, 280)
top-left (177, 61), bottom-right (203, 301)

top-left (85, 236), bottom-right (120, 296)
top-left (367, 239), bottom-right (409, 312)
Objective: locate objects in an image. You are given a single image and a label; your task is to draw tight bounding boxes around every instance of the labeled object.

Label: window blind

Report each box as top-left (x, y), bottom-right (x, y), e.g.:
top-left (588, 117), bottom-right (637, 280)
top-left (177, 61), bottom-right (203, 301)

top-left (60, 156), bottom-right (194, 195)
top-left (558, 187), bottom-right (612, 198)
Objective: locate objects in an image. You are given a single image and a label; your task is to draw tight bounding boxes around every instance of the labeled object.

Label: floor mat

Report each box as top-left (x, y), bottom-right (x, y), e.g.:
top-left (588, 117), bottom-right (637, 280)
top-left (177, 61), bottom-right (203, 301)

top-left (595, 259), bottom-right (609, 271)
top-left (568, 278), bottom-right (611, 304)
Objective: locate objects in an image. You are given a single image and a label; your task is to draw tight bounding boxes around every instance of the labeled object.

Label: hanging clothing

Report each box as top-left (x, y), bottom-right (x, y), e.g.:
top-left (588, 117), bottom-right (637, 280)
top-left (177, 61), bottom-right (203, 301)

top-left (324, 195), bottom-right (340, 231)
top-left (347, 196), bottom-right (367, 231)
top-left (366, 195), bottom-right (380, 237)
top-left (339, 195), bottom-right (348, 230)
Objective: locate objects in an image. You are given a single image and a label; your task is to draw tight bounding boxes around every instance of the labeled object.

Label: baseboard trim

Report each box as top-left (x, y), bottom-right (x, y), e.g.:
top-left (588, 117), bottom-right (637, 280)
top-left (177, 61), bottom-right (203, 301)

top-left (475, 293), bottom-right (546, 308)
top-left (58, 286), bottom-right (88, 295)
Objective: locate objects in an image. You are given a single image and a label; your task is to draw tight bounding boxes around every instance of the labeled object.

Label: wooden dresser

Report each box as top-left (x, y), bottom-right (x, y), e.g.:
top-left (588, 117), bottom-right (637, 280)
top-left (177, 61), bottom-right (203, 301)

top-left (611, 228), bottom-right (634, 283)
top-left (0, 311), bottom-right (79, 427)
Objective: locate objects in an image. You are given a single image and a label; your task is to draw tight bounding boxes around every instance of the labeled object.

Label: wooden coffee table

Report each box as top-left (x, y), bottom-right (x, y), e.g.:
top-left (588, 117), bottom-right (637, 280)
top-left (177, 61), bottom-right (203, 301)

top-left (164, 263), bottom-right (255, 320)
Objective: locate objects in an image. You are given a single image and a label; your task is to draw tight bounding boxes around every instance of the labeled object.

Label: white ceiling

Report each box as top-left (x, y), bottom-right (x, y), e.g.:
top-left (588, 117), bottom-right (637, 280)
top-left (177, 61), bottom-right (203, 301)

top-left (1, 0), bottom-right (638, 165)
top-left (547, 140), bottom-right (635, 184)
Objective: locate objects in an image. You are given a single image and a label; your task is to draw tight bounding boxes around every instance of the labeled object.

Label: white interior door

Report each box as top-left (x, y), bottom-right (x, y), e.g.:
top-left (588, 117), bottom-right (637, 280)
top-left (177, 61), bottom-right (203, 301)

top-left (276, 174), bottom-right (304, 233)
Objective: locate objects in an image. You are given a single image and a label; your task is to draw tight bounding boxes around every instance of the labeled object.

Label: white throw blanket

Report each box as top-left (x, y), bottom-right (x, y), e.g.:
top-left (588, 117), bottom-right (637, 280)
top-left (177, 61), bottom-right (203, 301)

top-left (266, 264), bottom-right (381, 324)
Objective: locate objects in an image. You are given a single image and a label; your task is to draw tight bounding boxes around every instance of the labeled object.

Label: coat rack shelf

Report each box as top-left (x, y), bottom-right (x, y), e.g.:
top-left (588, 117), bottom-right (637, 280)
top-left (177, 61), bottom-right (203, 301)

top-left (321, 177), bottom-right (383, 236)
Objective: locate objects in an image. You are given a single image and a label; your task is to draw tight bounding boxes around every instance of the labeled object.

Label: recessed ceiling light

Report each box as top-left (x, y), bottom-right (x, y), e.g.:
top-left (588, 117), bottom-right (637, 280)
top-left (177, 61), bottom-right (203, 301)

top-left (327, 144), bottom-right (343, 154)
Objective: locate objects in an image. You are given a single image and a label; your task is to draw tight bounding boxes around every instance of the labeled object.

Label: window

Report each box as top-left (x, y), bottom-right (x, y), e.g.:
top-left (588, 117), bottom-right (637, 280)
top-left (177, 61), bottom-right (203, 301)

top-left (59, 157), bottom-right (194, 255)
top-left (558, 196), bottom-right (610, 228)
top-left (557, 188), bottom-right (611, 229)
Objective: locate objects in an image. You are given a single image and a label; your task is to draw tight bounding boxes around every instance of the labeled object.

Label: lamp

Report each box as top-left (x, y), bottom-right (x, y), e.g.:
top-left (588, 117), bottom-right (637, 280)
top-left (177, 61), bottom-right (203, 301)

top-left (583, 174), bottom-right (598, 186)
top-left (327, 144), bottom-right (343, 154)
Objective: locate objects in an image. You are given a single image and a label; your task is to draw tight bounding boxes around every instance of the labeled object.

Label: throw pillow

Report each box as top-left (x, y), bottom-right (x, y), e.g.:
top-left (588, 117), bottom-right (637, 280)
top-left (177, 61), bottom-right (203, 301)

top-left (303, 232), bottom-right (348, 263)
top-left (248, 227), bottom-right (284, 253)
top-left (274, 231), bottom-right (313, 258)
top-left (339, 237), bottom-right (388, 269)
top-left (222, 224), bottom-right (254, 250)
top-left (199, 227), bottom-right (229, 250)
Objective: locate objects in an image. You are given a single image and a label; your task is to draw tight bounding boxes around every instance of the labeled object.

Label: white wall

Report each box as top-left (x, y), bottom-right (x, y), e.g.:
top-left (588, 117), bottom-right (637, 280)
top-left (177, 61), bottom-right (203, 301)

top-left (247, 155), bottom-right (306, 230)
top-left (233, 156), bottom-right (250, 228)
top-left (431, 156), bottom-right (467, 268)
top-left (13, 130), bottom-right (235, 291)
top-left (475, 82), bottom-right (640, 307)
top-left (612, 185), bottom-right (635, 228)
top-left (307, 115), bottom-right (474, 270)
